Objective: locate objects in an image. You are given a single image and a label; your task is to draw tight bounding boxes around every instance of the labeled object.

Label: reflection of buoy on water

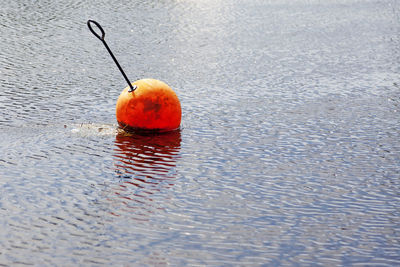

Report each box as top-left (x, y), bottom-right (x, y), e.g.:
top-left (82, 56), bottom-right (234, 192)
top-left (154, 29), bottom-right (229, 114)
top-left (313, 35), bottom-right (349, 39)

top-left (87, 20), bottom-right (181, 133)
top-left (114, 129), bottom-right (181, 178)
top-left (116, 79), bottom-right (181, 133)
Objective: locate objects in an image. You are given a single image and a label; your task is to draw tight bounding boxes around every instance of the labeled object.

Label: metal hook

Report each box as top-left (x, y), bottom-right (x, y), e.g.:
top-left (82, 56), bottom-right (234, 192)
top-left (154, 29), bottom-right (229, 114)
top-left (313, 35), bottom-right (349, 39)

top-left (87, 20), bottom-right (105, 41)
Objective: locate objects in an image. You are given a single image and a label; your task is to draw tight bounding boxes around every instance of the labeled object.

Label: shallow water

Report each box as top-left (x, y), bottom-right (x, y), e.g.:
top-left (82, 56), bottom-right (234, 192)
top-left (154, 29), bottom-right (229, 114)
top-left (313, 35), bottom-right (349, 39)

top-left (1, 0), bottom-right (400, 265)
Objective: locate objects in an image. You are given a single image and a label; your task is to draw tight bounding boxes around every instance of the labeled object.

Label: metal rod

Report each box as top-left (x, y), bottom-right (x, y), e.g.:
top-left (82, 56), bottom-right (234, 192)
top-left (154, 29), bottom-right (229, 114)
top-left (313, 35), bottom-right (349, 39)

top-left (87, 20), bottom-right (136, 92)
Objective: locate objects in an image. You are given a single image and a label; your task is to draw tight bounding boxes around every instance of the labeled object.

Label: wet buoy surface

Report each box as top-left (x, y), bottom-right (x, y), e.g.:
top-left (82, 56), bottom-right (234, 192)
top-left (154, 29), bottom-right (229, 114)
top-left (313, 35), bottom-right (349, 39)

top-left (116, 78), bottom-right (181, 133)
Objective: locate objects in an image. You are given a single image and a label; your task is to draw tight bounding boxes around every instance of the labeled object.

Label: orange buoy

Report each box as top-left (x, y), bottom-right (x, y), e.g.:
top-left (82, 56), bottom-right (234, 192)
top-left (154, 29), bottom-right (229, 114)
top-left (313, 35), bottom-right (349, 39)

top-left (116, 79), bottom-right (181, 133)
top-left (87, 20), bottom-right (181, 133)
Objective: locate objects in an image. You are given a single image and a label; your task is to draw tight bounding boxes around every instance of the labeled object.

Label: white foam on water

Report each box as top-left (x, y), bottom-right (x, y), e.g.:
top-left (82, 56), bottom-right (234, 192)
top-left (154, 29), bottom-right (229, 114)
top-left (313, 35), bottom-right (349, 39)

top-left (69, 123), bottom-right (119, 136)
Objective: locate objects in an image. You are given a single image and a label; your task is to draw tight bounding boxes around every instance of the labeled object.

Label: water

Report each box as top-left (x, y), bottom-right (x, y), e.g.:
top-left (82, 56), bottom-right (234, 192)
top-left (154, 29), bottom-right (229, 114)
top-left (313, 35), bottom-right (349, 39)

top-left (1, 0), bottom-right (399, 265)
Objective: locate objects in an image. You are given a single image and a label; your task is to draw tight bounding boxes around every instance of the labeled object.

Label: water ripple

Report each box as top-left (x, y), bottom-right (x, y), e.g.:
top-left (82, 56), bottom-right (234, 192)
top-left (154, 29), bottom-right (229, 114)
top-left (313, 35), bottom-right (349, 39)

top-left (1, 0), bottom-right (399, 265)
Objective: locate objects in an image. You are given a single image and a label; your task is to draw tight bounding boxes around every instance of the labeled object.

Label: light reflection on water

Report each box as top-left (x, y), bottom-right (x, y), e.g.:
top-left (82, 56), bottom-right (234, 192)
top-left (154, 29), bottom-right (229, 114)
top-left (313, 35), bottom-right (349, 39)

top-left (0, 0), bottom-right (399, 265)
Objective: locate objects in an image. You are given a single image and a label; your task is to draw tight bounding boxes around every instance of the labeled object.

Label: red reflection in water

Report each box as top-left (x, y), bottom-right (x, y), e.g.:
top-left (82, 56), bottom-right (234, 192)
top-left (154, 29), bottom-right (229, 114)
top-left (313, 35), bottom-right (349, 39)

top-left (111, 130), bottom-right (181, 219)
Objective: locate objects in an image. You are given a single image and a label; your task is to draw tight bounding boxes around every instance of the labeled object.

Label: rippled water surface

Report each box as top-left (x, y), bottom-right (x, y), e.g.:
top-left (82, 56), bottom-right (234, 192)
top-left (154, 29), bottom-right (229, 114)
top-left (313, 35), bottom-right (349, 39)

top-left (1, 0), bottom-right (400, 265)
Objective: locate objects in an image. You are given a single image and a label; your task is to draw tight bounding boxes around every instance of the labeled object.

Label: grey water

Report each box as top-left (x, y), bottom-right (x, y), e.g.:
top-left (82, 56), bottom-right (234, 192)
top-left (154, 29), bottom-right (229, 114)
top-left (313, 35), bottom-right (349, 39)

top-left (1, 0), bottom-right (399, 265)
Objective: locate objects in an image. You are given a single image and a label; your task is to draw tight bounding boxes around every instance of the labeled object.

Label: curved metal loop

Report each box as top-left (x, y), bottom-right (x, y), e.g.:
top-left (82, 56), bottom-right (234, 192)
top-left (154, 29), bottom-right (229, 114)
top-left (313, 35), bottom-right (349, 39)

top-left (128, 85), bottom-right (138, 92)
top-left (87, 20), bottom-right (105, 41)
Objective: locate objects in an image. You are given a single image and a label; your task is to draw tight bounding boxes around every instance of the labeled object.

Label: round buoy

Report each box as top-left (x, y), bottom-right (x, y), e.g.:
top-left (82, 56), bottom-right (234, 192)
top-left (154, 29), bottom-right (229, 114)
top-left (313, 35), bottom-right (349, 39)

top-left (116, 79), bottom-right (181, 133)
top-left (87, 20), bottom-right (181, 133)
